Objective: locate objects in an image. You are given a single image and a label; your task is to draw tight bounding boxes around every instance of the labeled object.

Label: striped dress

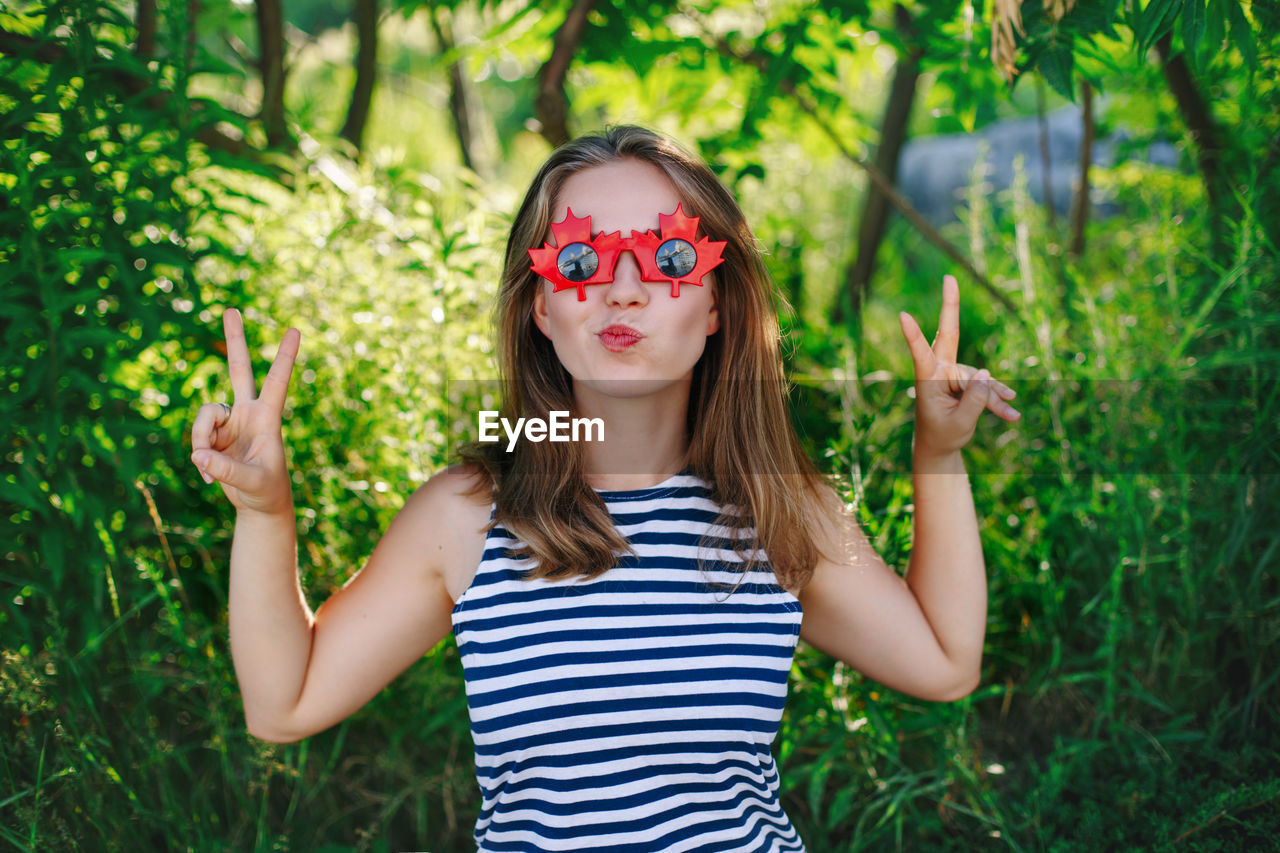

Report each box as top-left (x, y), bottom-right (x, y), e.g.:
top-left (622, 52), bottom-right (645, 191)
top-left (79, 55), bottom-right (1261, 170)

top-left (450, 474), bottom-right (806, 852)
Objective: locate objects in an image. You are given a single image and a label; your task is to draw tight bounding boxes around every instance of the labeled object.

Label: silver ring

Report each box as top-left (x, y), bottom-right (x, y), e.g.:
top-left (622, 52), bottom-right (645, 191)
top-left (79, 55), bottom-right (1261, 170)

top-left (218, 402), bottom-right (232, 418)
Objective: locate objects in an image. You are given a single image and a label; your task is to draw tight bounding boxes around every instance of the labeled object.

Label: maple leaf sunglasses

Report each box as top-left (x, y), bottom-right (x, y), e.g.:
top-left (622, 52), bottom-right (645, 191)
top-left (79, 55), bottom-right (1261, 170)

top-left (529, 204), bottom-right (727, 300)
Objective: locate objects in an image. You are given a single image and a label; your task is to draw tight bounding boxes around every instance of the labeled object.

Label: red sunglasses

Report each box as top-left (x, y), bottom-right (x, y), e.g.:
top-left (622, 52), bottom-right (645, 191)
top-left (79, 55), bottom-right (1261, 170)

top-left (528, 204), bottom-right (726, 300)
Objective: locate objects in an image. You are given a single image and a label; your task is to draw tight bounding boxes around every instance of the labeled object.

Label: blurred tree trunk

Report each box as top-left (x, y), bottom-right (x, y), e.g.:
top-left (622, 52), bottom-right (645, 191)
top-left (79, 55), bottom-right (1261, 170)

top-left (1068, 80), bottom-right (1093, 258)
top-left (536, 0), bottom-right (595, 147)
top-left (838, 4), bottom-right (922, 324)
top-left (429, 5), bottom-right (475, 172)
top-left (255, 0), bottom-right (289, 149)
top-left (1036, 75), bottom-right (1056, 229)
top-left (340, 0), bottom-right (378, 155)
top-left (1154, 33), bottom-right (1230, 251)
top-left (133, 0), bottom-right (156, 58)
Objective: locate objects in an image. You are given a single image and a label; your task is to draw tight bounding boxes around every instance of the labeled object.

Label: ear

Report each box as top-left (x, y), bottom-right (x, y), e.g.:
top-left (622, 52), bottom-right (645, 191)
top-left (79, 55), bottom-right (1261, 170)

top-left (532, 283), bottom-right (552, 339)
top-left (705, 286), bottom-right (720, 336)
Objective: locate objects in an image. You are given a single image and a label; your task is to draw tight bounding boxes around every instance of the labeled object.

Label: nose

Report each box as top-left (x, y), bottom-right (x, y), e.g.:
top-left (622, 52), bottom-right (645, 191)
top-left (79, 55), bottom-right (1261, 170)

top-left (604, 249), bottom-right (649, 308)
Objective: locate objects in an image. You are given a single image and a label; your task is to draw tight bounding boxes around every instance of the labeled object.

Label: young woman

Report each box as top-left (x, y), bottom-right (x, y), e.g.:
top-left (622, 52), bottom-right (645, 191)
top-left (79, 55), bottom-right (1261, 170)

top-left (189, 126), bottom-right (1020, 852)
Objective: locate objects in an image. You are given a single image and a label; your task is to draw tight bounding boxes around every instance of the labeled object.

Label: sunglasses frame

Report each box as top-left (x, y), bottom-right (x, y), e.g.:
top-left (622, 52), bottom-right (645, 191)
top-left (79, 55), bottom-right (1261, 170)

top-left (529, 204), bottom-right (727, 300)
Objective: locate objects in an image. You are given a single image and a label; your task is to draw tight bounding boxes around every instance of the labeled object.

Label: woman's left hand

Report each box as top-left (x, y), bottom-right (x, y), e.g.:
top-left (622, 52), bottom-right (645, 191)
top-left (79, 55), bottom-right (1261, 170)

top-left (898, 274), bottom-right (1020, 459)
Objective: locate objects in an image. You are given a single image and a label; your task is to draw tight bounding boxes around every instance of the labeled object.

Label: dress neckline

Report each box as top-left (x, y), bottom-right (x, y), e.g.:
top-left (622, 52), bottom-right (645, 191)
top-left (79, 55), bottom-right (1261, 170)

top-left (592, 470), bottom-right (696, 500)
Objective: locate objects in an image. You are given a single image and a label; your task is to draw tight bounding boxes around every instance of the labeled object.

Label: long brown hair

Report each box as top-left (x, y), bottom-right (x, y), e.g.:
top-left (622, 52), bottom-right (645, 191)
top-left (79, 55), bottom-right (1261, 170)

top-left (461, 125), bottom-right (828, 591)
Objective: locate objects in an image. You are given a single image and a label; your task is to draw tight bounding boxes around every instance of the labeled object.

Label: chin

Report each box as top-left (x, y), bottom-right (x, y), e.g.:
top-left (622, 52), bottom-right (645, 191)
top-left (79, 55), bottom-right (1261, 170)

top-left (574, 375), bottom-right (691, 400)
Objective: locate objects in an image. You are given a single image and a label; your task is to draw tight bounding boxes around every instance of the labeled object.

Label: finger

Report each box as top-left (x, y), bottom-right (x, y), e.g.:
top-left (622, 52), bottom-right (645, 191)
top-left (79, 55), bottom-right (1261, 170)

top-left (987, 384), bottom-right (1021, 420)
top-left (990, 398), bottom-right (1022, 421)
top-left (961, 368), bottom-right (1019, 418)
top-left (955, 366), bottom-right (1020, 420)
top-left (898, 311), bottom-right (936, 380)
top-left (984, 376), bottom-right (1021, 419)
top-left (932, 274), bottom-right (961, 364)
top-left (955, 363), bottom-right (1016, 401)
top-left (258, 327), bottom-right (301, 413)
top-left (957, 368), bottom-right (992, 424)
top-left (191, 402), bottom-right (233, 454)
top-left (945, 362), bottom-right (966, 397)
top-left (223, 308), bottom-right (258, 403)
top-left (190, 447), bottom-right (248, 490)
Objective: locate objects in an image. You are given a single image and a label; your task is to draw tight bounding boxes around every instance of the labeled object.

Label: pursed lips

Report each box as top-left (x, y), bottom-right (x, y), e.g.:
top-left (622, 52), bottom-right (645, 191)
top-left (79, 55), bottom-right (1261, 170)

top-left (597, 324), bottom-right (643, 352)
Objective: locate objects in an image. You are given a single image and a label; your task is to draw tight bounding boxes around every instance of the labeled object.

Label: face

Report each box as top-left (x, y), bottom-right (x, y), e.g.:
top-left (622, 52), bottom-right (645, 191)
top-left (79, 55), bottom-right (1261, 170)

top-left (532, 158), bottom-right (720, 400)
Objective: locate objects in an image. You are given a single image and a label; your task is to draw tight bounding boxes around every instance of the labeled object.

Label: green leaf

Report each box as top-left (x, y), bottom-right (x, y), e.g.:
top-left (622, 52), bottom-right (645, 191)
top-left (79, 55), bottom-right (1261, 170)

top-left (62, 327), bottom-right (122, 353)
top-left (1138, 0), bottom-right (1185, 55)
top-left (826, 782), bottom-right (858, 830)
top-left (39, 525), bottom-right (66, 587)
top-left (0, 479), bottom-right (49, 518)
top-left (1069, 0), bottom-right (1125, 39)
top-left (1039, 40), bottom-right (1076, 100)
top-left (734, 163), bottom-right (767, 184)
top-left (1181, 0), bottom-right (1206, 61)
top-left (1204, 0), bottom-right (1227, 51)
top-left (1226, 0), bottom-right (1256, 68)
top-left (818, 0), bottom-right (871, 21)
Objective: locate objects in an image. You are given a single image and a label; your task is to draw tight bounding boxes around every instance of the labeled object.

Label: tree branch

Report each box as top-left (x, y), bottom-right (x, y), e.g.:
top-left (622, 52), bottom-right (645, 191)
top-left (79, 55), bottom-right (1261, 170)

top-left (133, 0), bottom-right (157, 59)
top-left (339, 0), bottom-right (378, 155)
top-left (0, 28), bottom-right (64, 63)
top-left (841, 3), bottom-right (925, 323)
top-left (698, 20), bottom-right (1019, 318)
top-left (535, 0), bottom-right (595, 147)
top-left (1035, 74), bottom-right (1056, 229)
top-left (1154, 33), bottom-right (1231, 246)
top-left (430, 5), bottom-right (476, 172)
top-left (255, 0), bottom-right (290, 149)
top-left (1068, 80), bottom-right (1093, 258)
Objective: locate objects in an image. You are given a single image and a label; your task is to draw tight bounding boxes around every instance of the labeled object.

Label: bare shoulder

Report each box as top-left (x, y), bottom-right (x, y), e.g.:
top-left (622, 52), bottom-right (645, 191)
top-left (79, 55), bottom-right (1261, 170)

top-left (799, 480), bottom-right (881, 585)
top-left (400, 463), bottom-right (493, 602)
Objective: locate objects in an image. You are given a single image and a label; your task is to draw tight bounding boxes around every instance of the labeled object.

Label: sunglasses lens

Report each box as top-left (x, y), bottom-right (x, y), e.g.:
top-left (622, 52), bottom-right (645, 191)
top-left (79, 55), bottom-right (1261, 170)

top-left (556, 243), bottom-right (599, 282)
top-left (656, 239), bottom-right (697, 278)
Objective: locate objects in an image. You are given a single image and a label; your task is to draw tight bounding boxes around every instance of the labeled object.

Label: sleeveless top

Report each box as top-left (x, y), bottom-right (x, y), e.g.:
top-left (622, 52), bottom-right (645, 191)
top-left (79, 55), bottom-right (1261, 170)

top-left (450, 474), bottom-right (806, 852)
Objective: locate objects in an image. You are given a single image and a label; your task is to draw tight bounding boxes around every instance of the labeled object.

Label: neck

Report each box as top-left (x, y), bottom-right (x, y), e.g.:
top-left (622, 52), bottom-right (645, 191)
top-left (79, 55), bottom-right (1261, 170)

top-left (573, 378), bottom-right (692, 491)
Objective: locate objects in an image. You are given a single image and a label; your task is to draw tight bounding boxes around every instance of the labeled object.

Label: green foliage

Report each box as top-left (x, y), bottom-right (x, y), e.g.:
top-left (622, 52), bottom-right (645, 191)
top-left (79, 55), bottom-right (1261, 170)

top-left (1, 5), bottom-right (497, 850)
top-left (192, 153), bottom-right (504, 590)
top-left (771, 141), bottom-right (1280, 850)
top-left (1, 1), bottom-right (231, 849)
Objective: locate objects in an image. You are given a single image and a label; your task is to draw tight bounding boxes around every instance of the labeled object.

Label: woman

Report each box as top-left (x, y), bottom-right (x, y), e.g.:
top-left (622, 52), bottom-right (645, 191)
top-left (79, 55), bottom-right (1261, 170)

top-left (189, 126), bottom-right (1020, 851)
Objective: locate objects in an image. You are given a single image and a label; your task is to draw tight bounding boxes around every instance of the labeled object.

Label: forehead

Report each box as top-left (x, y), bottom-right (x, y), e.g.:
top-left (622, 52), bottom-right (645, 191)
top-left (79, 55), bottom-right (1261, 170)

top-left (553, 159), bottom-right (683, 235)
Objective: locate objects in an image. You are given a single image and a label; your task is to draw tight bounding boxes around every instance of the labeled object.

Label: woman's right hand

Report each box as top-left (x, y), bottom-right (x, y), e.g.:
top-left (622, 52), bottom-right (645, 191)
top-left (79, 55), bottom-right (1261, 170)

top-left (190, 308), bottom-right (301, 517)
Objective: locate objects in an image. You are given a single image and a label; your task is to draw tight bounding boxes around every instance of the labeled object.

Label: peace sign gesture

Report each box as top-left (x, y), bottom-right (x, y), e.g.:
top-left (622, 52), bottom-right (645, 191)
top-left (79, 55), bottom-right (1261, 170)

top-left (189, 309), bottom-right (302, 517)
top-left (898, 275), bottom-right (1020, 459)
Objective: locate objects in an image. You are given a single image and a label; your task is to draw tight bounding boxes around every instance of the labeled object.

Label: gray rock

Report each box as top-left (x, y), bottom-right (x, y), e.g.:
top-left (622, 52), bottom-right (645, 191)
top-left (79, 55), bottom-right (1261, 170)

top-left (896, 104), bottom-right (1180, 223)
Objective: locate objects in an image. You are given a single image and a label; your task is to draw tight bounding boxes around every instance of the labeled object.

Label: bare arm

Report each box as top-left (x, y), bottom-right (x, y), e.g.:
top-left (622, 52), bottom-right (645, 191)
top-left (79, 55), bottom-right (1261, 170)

top-left (190, 309), bottom-right (487, 742)
top-left (227, 508), bottom-right (313, 737)
top-left (798, 275), bottom-right (1018, 701)
top-left (229, 469), bottom-right (486, 742)
top-left (798, 485), bottom-right (984, 702)
top-left (902, 448), bottom-right (987, 692)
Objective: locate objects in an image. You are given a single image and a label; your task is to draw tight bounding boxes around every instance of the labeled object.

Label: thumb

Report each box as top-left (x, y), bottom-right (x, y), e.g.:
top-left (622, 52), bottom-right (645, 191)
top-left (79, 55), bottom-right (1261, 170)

top-left (958, 369), bottom-right (991, 422)
top-left (191, 448), bottom-right (242, 488)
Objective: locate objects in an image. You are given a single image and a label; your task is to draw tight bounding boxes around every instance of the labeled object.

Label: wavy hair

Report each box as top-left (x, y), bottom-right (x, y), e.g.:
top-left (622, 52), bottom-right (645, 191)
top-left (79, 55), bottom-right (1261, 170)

top-left (461, 125), bottom-right (828, 591)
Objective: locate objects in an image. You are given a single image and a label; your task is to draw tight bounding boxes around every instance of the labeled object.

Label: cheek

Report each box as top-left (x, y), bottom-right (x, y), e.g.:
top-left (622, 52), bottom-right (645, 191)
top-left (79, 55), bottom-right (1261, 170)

top-left (538, 290), bottom-right (592, 342)
top-left (683, 291), bottom-right (719, 337)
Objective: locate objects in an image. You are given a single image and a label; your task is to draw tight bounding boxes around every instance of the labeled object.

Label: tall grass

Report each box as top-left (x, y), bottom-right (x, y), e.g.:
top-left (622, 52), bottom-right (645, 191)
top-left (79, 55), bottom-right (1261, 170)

top-left (776, 154), bottom-right (1280, 850)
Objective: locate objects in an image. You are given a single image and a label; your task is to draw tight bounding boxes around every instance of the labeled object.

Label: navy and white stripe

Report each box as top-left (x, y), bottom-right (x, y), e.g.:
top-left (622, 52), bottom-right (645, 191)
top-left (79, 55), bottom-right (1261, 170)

top-left (451, 474), bottom-right (806, 852)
